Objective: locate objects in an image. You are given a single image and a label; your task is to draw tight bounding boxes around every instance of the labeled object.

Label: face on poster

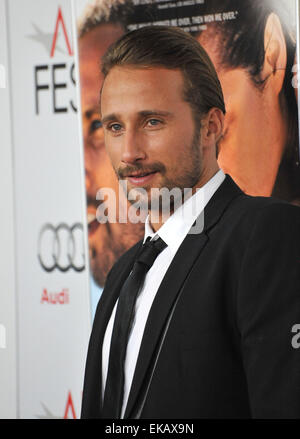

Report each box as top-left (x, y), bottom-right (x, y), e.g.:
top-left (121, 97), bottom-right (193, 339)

top-left (74, 0), bottom-right (300, 293)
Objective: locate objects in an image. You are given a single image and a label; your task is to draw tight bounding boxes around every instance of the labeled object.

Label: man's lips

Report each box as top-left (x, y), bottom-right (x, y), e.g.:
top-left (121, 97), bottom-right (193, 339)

top-left (126, 171), bottom-right (158, 186)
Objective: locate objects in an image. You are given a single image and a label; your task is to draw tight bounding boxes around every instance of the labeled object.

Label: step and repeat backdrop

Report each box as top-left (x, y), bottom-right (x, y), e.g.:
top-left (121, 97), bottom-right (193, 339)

top-left (0, 0), bottom-right (299, 419)
top-left (0, 0), bottom-right (91, 419)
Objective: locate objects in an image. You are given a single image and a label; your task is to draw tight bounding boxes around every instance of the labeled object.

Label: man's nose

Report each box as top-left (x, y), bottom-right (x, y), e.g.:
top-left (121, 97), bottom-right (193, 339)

top-left (121, 129), bottom-right (146, 164)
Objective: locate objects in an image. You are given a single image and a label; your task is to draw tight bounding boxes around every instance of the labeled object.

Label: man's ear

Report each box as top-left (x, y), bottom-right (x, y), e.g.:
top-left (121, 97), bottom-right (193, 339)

top-left (261, 12), bottom-right (287, 95)
top-left (202, 107), bottom-right (224, 149)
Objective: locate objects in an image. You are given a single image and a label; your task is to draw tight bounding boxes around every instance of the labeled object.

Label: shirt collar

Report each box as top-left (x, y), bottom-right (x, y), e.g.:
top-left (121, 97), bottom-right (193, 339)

top-left (143, 169), bottom-right (225, 256)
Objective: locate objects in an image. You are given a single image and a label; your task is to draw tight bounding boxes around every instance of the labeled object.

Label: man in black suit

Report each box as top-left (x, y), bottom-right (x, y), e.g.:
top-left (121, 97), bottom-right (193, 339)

top-left (81, 26), bottom-right (300, 419)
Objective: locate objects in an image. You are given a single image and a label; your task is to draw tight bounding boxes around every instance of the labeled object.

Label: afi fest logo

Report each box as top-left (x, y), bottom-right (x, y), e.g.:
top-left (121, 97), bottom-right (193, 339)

top-left (37, 391), bottom-right (79, 419)
top-left (50, 7), bottom-right (73, 58)
top-left (30, 6), bottom-right (76, 114)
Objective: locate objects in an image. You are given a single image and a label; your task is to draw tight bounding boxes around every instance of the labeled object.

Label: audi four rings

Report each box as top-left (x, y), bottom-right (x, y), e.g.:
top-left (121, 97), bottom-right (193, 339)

top-left (38, 223), bottom-right (85, 272)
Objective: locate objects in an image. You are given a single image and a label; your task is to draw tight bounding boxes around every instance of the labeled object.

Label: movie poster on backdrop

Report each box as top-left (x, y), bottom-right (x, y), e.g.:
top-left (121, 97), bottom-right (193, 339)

top-left (6, 0), bottom-right (90, 418)
top-left (73, 0), bottom-right (300, 318)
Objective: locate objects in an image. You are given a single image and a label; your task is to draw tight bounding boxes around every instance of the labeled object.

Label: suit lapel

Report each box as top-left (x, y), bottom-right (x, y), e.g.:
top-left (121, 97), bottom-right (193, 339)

top-left (124, 174), bottom-right (244, 418)
top-left (97, 240), bottom-right (143, 339)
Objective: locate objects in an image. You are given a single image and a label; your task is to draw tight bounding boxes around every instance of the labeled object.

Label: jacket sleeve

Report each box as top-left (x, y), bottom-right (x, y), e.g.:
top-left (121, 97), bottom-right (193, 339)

top-left (237, 202), bottom-right (300, 418)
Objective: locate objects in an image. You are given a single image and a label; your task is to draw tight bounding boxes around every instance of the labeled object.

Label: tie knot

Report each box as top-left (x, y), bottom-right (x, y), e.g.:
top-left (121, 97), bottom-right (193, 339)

top-left (136, 236), bottom-right (167, 269)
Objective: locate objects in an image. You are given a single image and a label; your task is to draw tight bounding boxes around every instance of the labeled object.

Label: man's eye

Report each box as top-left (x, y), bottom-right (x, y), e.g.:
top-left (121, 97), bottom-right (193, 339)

top-left (110, 123), bottom-right (122, 132)
top-left (147, 119), bottom-right (162, 127)
top-left (90, 119), bottom-right (102, 132)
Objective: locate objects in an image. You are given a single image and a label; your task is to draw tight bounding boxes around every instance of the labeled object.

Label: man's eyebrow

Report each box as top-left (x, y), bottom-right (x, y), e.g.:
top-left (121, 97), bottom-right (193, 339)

top-left (138, 110), bottom-right (174, 118)
top-left (101, 113), bottom-right (119, 125)
top-left (85, 105), bottom-right (101, 119)
top-left (101, 110), bottom-right (174, 125)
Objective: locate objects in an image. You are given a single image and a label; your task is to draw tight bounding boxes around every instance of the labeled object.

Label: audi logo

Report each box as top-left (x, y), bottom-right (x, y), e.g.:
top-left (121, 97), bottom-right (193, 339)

top-left (38, 223), bottom-right (85, 272)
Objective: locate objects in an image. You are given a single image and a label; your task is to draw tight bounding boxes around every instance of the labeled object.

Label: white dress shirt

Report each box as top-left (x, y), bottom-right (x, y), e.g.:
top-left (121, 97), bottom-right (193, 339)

top-left (102, 169), bottom-right (225, 418)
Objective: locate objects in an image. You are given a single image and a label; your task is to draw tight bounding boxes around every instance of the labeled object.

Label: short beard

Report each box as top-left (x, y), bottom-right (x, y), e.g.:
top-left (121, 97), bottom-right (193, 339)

top-left (116, 127), bottom-right (203, 218)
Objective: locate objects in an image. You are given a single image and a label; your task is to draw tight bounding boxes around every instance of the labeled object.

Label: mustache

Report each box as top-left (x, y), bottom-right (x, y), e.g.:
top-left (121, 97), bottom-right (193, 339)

top-left (86, 161), bottom-right (166, 207)
top-left (117, 162), bottom-right (166, 179)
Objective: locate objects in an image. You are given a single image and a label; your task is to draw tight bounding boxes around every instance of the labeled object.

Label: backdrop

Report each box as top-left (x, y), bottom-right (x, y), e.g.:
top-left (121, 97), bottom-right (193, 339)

top-left (74, 0), bottom-right (300, 320)
top-left (0, 0), bottom-right (91, 419)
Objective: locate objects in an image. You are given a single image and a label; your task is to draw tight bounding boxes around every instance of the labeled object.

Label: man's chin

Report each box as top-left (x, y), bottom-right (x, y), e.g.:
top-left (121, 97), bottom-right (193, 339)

top-left (90, 260), bottom-right (107, 289)
top-left (89, 239), bottom-right (126, 289)
top-left (88, 242), bottom-right (110, 288)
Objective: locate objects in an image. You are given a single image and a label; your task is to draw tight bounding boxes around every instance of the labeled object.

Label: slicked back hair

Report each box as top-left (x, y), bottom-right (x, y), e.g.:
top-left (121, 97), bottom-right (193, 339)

top-left (101, 25), bottom-right (226, 128)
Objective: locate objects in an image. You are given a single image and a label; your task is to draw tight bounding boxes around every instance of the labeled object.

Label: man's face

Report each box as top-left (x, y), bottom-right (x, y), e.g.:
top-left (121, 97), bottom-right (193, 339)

top-left (101, 66), bottom-right (205, 222)
top-left (198, 32), bottom-right (287, 196)
top-left (79, 24), bottom-right (144, 287)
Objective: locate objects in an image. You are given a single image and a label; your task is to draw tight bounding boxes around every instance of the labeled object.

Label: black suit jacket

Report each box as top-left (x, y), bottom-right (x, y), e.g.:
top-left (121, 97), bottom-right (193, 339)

top-left (81, 175), bottom-right (300, 419)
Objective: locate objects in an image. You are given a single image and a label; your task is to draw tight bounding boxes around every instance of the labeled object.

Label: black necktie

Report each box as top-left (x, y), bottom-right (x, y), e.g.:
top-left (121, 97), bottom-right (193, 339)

top-left (102, 236), bottom-right (167, 419)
